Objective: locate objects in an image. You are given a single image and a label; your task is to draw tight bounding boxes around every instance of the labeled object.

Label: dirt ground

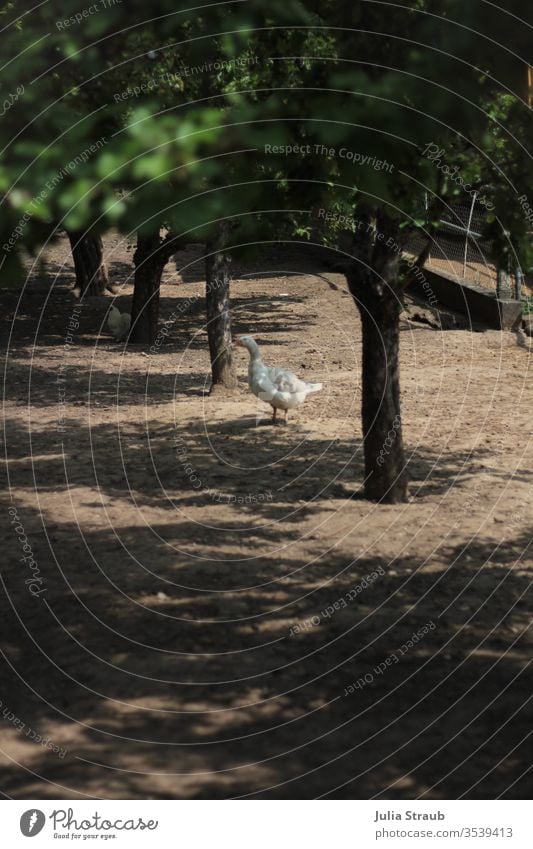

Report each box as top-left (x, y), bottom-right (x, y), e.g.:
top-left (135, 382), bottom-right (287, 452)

top-left (1, 233), bottom-right (532, 799)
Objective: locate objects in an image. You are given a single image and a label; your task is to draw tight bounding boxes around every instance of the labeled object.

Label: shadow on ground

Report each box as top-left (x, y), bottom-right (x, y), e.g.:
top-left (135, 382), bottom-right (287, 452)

top-left (1, 401), bottom-right (532, 798)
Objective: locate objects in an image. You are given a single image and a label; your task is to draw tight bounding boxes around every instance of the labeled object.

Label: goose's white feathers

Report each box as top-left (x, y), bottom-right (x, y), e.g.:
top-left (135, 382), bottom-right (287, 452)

top-left (234, 335), bottom-right (322, 420)
top-left (516, 327), bottom-right (533, 350)
top-left (107, 306), bottom-right (131, 341)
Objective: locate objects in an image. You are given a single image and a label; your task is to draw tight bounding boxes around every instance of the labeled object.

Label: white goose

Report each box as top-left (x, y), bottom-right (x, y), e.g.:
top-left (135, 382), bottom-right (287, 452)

top-left (107, 305), bottom-right (131, 341)
top-left (233, 336), bottom-right (322, 423)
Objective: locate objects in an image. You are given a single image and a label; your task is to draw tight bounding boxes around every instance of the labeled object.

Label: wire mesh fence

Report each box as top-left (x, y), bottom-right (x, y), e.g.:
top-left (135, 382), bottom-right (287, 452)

top-left (406, 195), bottom-right (523, 300)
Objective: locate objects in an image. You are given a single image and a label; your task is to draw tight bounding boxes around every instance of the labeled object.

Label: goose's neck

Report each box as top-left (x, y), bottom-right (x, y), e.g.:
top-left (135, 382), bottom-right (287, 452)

top-left (246, 341), bottom-right (261, 361)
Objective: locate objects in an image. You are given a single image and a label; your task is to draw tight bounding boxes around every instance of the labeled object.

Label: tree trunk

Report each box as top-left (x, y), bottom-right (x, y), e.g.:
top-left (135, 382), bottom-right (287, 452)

top-left (345, 208), bottom-right (409, 504)
top-left (357, 292), bottom-right (408, 503)
top-left (205, 224), bottom-right (237, 389)
top-left (67, 231), bottom-right (109, 296)
top-left (130, 233), bottom-right (167, 345)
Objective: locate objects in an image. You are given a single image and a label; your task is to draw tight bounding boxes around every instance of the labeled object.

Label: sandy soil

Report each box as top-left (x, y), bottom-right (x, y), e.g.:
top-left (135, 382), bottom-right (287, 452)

top-left (1, 233), bottom-right (532, 799)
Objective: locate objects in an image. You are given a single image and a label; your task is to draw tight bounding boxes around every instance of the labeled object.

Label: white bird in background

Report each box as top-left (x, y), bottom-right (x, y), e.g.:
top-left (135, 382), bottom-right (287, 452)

top-left (107, 305), bottom-right (131, 341)
top-left (516, 326), bottom-right (533, 351)
top-left (233, 335), bottom-right (323, 423)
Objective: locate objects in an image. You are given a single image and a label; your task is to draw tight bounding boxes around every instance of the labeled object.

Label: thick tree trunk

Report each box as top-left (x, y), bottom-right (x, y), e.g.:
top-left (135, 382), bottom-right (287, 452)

top-left (68, 231), bottom-right (108, 296)
top-left (205, 224), bottom-right (237, 390)
top-left (357, 293), bottom-right (408, 503)
top-left (130, 233), bottom-right (167, 345)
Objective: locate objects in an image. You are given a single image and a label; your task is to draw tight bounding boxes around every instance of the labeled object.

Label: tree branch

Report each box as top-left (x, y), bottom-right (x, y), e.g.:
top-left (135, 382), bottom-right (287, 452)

top-left (158, 230), bottom-right (186, 262)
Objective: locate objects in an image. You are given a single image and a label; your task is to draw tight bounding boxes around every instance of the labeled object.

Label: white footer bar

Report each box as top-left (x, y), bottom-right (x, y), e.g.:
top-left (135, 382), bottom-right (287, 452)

top-left (4, 800), bottom-right (530, 848)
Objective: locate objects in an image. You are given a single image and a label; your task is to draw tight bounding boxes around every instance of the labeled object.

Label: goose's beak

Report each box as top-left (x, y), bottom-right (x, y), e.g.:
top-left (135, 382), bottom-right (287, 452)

top-left (231, 338), bottom-right (242, 348)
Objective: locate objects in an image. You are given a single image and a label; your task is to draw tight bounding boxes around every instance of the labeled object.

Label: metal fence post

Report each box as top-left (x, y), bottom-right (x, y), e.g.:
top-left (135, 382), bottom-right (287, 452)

top-left (515, 267), bottom-right (524, 301)
top-left (463, 192), bottom-right (477, 278)
top-left (424, 192), bottom-right (431, 264)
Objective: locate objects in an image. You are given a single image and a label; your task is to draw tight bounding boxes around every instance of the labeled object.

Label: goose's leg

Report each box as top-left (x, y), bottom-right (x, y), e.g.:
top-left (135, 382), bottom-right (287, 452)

top-left (272, 406), bottom-right (277, 425)
top-left (284, 409), bottom-right (289, 424)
